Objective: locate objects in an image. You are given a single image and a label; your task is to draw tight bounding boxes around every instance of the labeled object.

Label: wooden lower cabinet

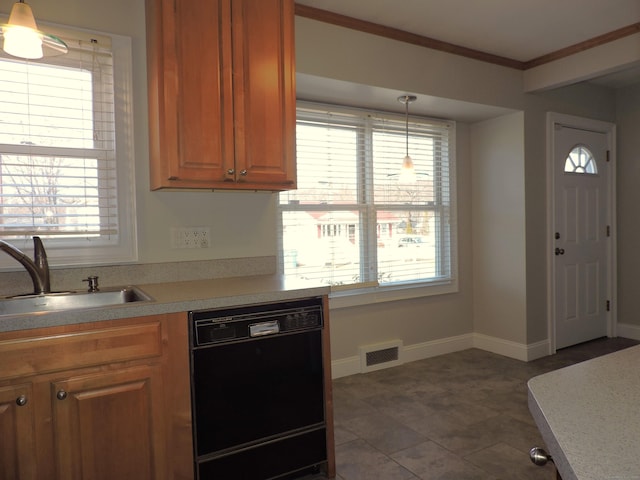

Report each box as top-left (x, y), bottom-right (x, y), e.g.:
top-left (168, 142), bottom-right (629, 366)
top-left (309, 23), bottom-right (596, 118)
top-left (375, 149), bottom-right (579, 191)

top-left (0, 313), bottom-right (192, 480)
top-left (51, 365), bottom-right (166, 479)
top-left (0, 383), bottom-right (36, 480)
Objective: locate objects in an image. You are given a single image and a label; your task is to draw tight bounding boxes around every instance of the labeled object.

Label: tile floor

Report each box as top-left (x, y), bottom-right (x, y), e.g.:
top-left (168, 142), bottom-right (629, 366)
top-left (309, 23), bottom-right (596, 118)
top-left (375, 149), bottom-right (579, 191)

top-left (318, 337), bottom-right (639, 480)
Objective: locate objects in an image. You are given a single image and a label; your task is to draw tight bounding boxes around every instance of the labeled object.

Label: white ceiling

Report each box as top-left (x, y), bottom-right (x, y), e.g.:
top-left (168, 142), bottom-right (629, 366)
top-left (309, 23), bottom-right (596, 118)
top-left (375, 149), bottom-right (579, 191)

top-left (295, 0), bottom-right (640, 63)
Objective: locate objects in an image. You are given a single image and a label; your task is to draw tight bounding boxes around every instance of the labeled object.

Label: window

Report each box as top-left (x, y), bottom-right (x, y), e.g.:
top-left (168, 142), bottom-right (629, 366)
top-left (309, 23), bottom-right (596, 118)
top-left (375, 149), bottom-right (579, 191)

top-left (278, 102), bottom-right (457, 298)
top-left (0, 27), bottom-right (136, 267)
top-left (564, 145), bottom-right (597, 174)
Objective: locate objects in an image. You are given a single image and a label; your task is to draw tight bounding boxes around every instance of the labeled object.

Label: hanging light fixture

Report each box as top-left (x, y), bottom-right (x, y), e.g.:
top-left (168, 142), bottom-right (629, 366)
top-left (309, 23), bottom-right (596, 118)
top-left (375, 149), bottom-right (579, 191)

top-left (398, 94), bottom-right (417, 183)
top-left (1, 1), bottom-right (67, 59)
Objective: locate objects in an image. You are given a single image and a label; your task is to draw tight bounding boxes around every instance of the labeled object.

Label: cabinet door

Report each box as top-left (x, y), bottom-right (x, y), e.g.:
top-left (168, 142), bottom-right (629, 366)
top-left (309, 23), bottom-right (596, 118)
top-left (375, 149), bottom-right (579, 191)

top-left (147, 0), bottom-right (235, 188)
top-left (231, 0), bottom-right (296, 189)
top-left (51, 365), bottom-right (167, 480)
top-left (0, 384), bottom-right (36, 480)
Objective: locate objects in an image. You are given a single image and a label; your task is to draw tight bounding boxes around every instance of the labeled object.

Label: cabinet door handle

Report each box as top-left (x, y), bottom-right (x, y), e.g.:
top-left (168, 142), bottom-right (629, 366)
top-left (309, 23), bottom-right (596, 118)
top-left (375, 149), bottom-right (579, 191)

top-left (16, 395), bottom-right (28, 406)
top-left (226, 168), bottom-right (235, 176)
top-left (239, 169), bottom-right (248, 176)
top-left (56, 389), bottom-right (68, 401)
top-left (530, 447), bottom-right (553, 466)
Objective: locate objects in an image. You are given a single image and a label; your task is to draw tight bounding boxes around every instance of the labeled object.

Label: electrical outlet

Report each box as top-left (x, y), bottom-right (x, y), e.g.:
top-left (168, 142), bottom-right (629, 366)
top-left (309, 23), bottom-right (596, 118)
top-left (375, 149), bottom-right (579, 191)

top-left (171, 227), bottom-right (211, 249)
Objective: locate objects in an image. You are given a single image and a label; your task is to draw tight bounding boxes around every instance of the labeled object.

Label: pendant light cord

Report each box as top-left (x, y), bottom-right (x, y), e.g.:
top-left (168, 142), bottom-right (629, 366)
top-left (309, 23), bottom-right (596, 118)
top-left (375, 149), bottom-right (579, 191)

top-left (405, 96), bottom-right (409, 157)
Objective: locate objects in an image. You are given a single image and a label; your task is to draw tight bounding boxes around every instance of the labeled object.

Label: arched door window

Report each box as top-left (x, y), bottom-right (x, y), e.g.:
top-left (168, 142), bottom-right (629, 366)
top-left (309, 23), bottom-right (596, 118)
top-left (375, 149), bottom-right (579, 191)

top-left (564, 145), bottom-right (597, 174)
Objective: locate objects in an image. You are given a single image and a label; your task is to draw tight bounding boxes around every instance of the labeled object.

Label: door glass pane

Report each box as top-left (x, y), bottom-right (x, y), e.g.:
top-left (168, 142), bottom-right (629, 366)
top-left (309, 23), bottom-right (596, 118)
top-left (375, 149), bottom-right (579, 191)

top-left (564, 146), bottom-right (597, 174)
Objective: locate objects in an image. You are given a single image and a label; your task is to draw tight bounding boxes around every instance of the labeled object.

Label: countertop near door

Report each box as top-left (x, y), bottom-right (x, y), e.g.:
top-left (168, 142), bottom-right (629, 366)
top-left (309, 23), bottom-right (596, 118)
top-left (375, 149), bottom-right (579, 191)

top-left (527, 344), bottom-right (640, 480)
top-left (0, 274), bottom-right (330, 332)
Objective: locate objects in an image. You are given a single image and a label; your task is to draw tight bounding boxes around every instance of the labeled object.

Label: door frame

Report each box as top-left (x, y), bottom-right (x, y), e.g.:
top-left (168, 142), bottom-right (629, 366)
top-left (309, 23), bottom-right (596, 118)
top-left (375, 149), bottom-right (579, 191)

top-left (546, 112), bottom-right (617, 354)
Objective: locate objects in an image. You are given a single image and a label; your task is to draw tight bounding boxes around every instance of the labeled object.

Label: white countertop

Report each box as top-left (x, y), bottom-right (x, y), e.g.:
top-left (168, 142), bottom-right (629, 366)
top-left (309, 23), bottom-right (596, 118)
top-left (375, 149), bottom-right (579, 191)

top-left (527, 345), bottom-right (640, 480)
top-left (0, 274), bottom-right (330, 332)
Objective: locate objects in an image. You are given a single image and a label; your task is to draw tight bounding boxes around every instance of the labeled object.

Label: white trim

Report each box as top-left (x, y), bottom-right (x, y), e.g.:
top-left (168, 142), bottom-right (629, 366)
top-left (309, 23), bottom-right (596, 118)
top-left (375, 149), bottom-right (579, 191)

top-left (617, 323), bottom-right (640, 341)
top-left (329, 280), bottom-right (458, 309)
top-left (403, 333), bottom-right (473, 363)
top-left (330, 333), bottom-right (553, 379)
top-left (331, 356), bottom-right (361, 379)
top-left (0, 29), bottom-right (137, 269)
top-left (546, 112), bottom-right (617, 354)
top-left (331, 334), bottom-right (473, 379)
top-left (473, 333), bottom-right (549, 361)
top-left (279, 102), bottom-right (458, 298)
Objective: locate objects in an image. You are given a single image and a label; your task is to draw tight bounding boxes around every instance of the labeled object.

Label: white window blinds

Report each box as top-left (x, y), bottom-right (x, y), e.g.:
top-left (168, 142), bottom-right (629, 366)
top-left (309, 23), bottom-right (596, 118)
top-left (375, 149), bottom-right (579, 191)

top-left (279, 102), bottom-right (457, 291)
top-left (0, 33), bottom-right (117, 239)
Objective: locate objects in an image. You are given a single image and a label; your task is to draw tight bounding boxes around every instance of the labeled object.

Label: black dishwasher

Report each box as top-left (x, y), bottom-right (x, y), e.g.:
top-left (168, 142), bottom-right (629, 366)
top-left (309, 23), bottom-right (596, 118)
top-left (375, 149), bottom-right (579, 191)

top-left (189, 297), bottom-right (327, 479)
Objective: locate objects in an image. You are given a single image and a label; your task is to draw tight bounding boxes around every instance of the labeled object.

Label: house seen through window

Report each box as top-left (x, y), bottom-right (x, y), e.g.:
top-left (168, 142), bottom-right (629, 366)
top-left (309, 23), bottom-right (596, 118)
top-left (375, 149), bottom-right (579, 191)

top-left (278, 102), bottom-right (457, 293)
top-left (0, 28), bottom-right (136, 266)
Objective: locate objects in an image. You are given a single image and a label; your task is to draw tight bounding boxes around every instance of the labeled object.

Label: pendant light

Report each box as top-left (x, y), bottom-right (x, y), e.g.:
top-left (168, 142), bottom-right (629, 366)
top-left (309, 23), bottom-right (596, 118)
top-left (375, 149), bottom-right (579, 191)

top-left (398, 94), bottom-right (417, 183)
top-left (1, 1), bottom-right (67, 59)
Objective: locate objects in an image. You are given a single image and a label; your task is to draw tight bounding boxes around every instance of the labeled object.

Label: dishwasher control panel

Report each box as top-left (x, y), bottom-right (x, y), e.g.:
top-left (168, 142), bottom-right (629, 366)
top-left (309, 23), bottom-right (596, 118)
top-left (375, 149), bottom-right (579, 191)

top-left (190, 297), bottom-right (323, 347)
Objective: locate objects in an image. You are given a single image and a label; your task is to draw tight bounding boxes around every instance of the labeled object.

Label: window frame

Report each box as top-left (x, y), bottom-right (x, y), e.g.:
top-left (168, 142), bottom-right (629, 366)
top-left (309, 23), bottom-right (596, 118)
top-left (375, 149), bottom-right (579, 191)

top-left (278, 101), bottom-right (458, 307)
top-left (0, 26), bottom-right (137, 269)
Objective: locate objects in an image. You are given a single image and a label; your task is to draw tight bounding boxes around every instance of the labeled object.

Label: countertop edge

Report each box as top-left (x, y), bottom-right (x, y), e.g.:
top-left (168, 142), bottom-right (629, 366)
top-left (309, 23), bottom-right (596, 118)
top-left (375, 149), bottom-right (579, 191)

top-left (527, 345), bottom-right (640, 480)
top-left (527, 379), bottom-right (577, 480)
top-left (0, 274), bottom-right (331, 332)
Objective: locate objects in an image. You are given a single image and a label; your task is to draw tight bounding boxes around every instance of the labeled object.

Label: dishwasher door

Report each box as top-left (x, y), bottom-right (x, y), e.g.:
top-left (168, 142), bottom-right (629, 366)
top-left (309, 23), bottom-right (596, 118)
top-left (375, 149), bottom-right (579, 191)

top-left (189, 298), bottom-right (327, 479)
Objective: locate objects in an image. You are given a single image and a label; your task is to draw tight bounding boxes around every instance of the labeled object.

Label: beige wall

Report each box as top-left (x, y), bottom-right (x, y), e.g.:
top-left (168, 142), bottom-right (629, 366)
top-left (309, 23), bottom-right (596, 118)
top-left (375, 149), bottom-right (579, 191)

top-left (616, 83), bottom-right (640, 329)
top-left (6, 1), bottom-right (628, 363)
top-left (294, 18), bottom-right (526, 111)
top-left (522, 85), bottom-right (616, 344)
top-left (471, 112), bottom-right (527, 344)
top-left (329, 122), bottom-right (475, 360)
top-left (295, 16), bottom-right (618, 359)
top-left (23, 0), bottom-right (279, 265)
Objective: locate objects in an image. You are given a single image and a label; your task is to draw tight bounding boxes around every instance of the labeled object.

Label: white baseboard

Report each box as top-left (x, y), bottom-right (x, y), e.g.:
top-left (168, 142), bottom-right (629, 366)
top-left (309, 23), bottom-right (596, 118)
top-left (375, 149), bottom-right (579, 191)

top-left (402, 333), bottom-right (474, 363)
top-left (330, 333), bottom-right (549, 379)
top-left (472, 333), bottom-right (549, 361)
top-left (331, 326), bottom-right (640, 379)
top-left (330, 356), bottom-right (361, 379)
top-left (617, 323), bottom-right (640, 341)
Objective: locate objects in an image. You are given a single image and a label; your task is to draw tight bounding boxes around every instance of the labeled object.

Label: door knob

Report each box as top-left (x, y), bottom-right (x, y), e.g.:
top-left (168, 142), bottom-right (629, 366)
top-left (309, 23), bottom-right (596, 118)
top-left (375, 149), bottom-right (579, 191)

top-left (16, 395), bottom-right (27, 406)
top-left (555, 248), bottom-right (565, 255)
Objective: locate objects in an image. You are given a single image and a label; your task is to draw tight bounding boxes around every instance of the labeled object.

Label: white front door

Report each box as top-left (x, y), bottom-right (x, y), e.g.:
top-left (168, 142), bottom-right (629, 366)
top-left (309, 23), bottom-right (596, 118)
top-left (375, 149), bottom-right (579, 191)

top-left (552, 118), bottom-right (613, 350)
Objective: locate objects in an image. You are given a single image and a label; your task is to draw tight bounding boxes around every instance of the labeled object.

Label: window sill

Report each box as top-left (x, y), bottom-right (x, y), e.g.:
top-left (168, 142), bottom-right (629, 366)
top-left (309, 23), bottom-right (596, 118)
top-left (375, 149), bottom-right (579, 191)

top-left (328, 279), bottom-right (458, 309)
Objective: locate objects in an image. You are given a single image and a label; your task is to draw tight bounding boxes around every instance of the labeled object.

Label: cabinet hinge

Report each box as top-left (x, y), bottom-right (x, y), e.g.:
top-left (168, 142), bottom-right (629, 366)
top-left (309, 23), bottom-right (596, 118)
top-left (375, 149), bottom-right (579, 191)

top-left (606, 150), bottom-right (610, 162)
top-left (606, 300), bottom-right (611, 312)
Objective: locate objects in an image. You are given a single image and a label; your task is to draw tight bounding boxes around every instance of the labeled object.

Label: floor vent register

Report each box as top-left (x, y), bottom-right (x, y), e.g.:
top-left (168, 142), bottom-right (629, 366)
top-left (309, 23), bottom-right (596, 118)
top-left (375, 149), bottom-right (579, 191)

top-left (359, 340), bottom-right (403, 373)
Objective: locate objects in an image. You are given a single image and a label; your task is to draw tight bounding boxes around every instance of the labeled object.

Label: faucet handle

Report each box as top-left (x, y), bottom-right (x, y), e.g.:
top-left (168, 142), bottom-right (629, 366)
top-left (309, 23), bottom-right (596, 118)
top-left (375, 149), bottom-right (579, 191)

top-left (83, 276), bottom-right (99, 292)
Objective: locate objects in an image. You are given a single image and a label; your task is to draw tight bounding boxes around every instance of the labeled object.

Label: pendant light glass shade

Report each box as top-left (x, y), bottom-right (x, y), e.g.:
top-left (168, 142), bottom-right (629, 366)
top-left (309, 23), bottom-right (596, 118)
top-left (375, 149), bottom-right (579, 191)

top-left (398, 95), bottom-right (417, 183)
top-left (399, 154), bottom-right (416, 183)
top-left (1, 1), bottom-right (68, 59)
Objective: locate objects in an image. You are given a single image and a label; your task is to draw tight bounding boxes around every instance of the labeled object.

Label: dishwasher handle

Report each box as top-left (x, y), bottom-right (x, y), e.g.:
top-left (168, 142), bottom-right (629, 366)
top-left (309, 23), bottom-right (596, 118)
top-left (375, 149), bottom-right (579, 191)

top-left (249, 320), bottom-right (280, 337)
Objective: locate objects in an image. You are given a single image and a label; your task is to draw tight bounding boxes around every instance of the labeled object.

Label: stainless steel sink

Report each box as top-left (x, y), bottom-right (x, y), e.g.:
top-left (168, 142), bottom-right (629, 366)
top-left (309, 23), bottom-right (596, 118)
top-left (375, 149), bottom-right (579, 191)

top-left (0, 287), bottom-right (152, 316)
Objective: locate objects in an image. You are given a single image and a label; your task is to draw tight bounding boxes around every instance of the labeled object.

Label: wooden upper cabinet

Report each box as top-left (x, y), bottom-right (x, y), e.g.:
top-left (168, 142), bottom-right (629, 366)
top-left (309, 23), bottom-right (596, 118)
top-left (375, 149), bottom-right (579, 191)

top-left (231, 0), bottom-right (296, 188)
top-left (146, 0), bottom-right (296, 190)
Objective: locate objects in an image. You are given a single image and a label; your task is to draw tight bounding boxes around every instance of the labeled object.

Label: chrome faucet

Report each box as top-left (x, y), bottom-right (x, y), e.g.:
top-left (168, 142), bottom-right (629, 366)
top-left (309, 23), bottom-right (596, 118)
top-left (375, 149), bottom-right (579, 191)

top-left (0, 236), bottom-right (51, 295)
